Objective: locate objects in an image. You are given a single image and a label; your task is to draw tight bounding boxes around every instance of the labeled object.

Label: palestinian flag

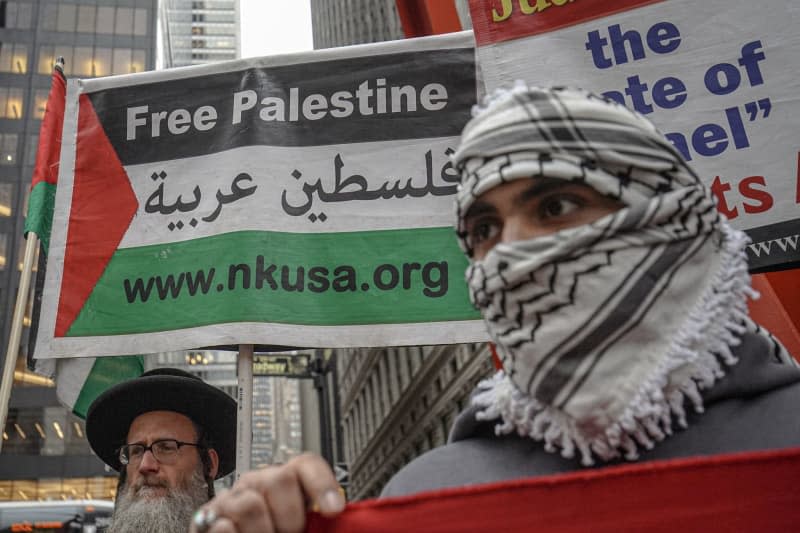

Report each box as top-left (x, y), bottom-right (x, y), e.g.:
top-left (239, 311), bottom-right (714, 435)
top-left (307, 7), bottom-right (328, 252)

top-left (24, 58), bottom-right (65, 366)
top-left (25, 59), bottom-right (143, 417)
top-left (23, 59), bottom-right (66, 252)
top-left (53, 355), bottom-right (144, 418)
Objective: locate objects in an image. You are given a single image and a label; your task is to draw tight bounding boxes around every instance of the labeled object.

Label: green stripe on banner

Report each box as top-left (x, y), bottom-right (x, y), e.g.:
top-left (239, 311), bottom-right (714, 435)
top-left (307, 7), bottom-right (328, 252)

top-left (66, 227), bottom-right (479, 336)
top-left (24, 181), bottom-right (56, 252)
top-left (72, 356), bottom-right (144, 418)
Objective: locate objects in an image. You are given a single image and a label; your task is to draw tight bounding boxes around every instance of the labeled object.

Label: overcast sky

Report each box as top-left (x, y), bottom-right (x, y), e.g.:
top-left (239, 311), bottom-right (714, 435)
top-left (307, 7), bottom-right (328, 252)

top-left (239, 1), bottom-right (313, 58)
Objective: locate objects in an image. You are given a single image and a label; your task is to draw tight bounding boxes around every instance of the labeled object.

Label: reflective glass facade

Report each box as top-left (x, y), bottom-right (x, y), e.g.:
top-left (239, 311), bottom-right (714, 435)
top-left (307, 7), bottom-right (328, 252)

top-left (0, 0), bottom-right (158, 502)
top-left (159, 0), bottom-right (239, 67)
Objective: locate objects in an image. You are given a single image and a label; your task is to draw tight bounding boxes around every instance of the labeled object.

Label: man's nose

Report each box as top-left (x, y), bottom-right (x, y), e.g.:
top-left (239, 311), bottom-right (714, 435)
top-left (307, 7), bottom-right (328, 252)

top-left (137, 449), bottom-right (160, 473)
top-left (501, 216), bottom-right (539, 244)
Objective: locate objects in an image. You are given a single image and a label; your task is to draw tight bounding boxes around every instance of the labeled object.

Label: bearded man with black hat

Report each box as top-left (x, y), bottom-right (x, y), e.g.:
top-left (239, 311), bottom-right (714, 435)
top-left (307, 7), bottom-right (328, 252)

top-left (187, 85), bottom-right (800, 532)
top-left (86, 367), bottom-right (236, 533)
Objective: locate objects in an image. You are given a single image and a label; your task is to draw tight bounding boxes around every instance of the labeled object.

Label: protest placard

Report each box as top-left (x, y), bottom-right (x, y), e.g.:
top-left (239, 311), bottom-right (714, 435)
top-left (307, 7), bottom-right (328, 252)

top-left (35, 32), bottom-right (485, 359)
top-left (469, 0), bottom-right (800, 271)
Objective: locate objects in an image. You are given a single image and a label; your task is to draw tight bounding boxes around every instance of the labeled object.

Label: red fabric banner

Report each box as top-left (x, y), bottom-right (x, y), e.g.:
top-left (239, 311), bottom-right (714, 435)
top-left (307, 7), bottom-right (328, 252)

top-left (308, 447), bottom-right (800, 532)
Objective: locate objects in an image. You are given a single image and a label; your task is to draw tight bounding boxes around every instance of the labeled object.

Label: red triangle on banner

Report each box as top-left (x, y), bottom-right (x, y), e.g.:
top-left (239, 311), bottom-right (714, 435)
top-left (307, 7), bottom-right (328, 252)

top-left (55, 94), bottom-right (139, 337)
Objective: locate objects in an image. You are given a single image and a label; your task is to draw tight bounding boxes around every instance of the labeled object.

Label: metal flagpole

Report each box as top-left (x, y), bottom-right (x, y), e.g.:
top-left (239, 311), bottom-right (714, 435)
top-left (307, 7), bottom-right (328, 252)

top-left (0, 234), bottom-right (39, 453)
top-left (235, 343), bottom-right (254, 479)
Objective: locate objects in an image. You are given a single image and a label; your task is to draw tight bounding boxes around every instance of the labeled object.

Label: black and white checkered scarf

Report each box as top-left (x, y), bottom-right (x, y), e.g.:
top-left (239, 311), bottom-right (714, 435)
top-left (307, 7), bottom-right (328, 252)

top-left (453, 84), bottom-right (791, 465)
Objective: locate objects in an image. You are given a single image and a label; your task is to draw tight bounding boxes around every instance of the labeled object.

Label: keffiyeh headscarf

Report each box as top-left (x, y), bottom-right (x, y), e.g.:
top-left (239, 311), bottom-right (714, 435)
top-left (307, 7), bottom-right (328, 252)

top-left (453, 84), bottom-right (788, 465)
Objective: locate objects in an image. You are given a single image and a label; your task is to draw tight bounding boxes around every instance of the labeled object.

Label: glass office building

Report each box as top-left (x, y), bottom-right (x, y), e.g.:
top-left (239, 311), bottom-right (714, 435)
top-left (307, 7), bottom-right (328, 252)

top-left (0, 0), bottom-right (158, 502)
top-left (310, 0), bottom-right (404, 49)
top-left (159, 0), bottom-right (239, 68)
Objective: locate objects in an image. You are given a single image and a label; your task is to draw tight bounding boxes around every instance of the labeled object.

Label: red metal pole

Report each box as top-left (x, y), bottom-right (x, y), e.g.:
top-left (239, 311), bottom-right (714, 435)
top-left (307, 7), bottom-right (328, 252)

top-left (396, 0), bottom-right (462, 38)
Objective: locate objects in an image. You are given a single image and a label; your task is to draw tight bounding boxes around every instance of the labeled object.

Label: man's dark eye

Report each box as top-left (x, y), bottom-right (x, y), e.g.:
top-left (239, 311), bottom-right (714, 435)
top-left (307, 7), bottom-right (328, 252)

top-left (155, 440), bottom-right (179, 453)
top-left (471, 223), bottom-right (491, 242)
top-left (540, 197), bottom-right (580, 218)
top-left (468, 220), bottom-right (499, 246)
top-left (129, 445), bottom-right (144, 457)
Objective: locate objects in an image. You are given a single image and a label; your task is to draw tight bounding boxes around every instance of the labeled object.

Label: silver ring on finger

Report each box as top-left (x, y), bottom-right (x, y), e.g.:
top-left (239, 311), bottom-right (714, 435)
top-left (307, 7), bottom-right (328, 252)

top-left (192, 507), bottom-right (219, 533)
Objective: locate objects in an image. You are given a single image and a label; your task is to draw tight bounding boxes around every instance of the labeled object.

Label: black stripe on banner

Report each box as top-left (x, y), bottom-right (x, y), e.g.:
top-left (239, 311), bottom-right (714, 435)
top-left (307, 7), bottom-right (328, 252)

top-left (89, 48), bottom-right (476, 165)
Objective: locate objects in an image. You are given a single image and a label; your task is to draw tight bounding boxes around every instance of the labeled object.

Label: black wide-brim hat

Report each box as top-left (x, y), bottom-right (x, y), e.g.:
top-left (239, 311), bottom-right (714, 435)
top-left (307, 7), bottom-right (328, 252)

top-left (86, 368), bottom-right (237, 478)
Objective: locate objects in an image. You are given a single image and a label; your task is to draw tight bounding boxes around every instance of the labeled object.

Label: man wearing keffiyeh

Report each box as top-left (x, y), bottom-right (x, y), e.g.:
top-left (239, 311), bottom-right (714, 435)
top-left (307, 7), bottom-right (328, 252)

top-left (381, 84), bottom-right (800, 495)
top-left (189, 86), bottom-right (800, 530)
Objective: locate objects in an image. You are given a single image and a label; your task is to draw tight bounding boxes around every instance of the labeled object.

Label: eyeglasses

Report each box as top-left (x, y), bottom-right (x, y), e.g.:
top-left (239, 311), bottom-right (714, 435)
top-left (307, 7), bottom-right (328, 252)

top-left (118, 439), bottom-right (200, 466)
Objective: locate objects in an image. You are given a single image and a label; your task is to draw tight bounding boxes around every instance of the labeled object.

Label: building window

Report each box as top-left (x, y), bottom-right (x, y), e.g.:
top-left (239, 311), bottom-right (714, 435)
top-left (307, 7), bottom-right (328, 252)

top-left (25, 134), bottom-right (37, 166)
top-left (52, 6), bottom-right (149, 36)
top-left (73, 46), bottom-right (93, 77)
top-left (133, 8), bottom-right (148, 36)
top-left (0, 42), bottom-right (27, 74)
top-left (114, 7), bottom-right (133, 35)
top-left (0, 232), bottom-right (8, 270)
top-left (38, 46), bottom-right (145, 78)
top-left (111, 48), bottom-right (130, 75)
top-left (96, 6), bottom-right (115, 35)
top-left (56, 4), bottom-right (77, 33)
top-left (0, 476), bottom-right (118, 501)
top-left (93, 47), bottom-right (112, 77)
top-left (0, 182), bottom-right (12, 218)
top-left (39, 3), bottom-right (123, 34)
top-left (0, 133), bottom-right (18, 166)
top-left (0, 87), bottom-right (23, 119)
top-left (38, 4), bottom-right (58, 31)
top-left (76, 5), bottom-right (97, 34)
top-left (37, 45), bottom-right (70, 75)
top-left (36, 46), bottom-right (54, 75)
top-left (38, 4), bottom-right (55, 30)
top-left (131, 49), bottom-right (145, 74)
top-left (2, 407), bottom-right (96, 456)
top-left (1, 2), bottom-right (33, 29)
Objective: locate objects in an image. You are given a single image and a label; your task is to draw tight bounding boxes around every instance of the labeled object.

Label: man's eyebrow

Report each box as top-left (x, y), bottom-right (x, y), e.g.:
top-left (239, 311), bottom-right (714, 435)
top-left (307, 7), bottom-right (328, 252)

top-left (126, 436), bottom-right (177, 444)
top-left (515, 177), bottom-right (574, 207)
top-left (464, 177), bottom-right (583, 222)
top-left (463, 200), bottom-right (497, 223)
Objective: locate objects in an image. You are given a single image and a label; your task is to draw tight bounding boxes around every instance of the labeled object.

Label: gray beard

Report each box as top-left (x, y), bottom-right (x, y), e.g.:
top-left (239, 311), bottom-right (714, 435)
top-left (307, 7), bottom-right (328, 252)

top-left (108, 468), bottom-right (208, 533)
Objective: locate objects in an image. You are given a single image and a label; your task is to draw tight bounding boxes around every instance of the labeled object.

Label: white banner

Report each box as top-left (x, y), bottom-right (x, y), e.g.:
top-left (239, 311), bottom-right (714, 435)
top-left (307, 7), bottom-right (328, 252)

top-left (36, 32), bottom-right (487, 359)
top-left (469, 0), bottom-right (800, 271)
